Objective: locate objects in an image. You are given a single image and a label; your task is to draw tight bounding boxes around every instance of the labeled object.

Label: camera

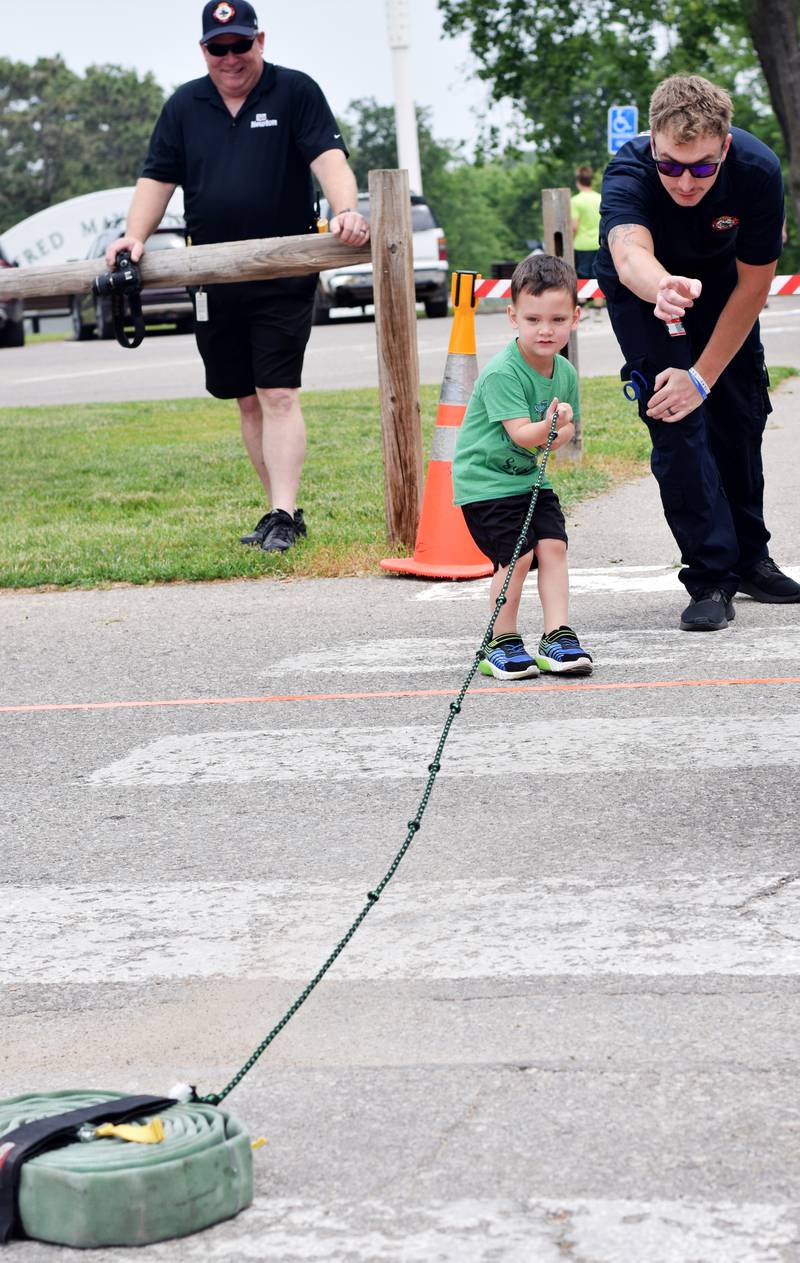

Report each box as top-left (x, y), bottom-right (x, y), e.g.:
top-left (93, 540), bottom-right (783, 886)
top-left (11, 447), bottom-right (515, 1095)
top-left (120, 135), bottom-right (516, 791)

top-left (92, 251), bottom-right (141, 298)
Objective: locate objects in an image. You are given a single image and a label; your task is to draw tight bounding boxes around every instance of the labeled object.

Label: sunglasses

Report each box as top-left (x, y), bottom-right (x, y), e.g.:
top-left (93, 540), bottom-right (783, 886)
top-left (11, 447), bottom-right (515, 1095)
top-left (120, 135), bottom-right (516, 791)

top-left (652, 151), bottom-right (724, 178)
top-left (205, 37), bottom-right (255, 56)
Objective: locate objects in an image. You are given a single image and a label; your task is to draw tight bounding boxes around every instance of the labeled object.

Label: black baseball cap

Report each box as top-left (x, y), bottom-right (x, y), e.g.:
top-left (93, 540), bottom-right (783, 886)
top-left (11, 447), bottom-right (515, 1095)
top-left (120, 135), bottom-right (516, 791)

top-left (201, 1), bottom-right (259, 43)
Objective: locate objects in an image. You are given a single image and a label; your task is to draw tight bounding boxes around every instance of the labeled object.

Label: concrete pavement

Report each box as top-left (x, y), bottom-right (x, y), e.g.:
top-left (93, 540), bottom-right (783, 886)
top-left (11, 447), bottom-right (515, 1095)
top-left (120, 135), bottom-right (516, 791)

top-left (1, 379), bottom-right (799, 1259)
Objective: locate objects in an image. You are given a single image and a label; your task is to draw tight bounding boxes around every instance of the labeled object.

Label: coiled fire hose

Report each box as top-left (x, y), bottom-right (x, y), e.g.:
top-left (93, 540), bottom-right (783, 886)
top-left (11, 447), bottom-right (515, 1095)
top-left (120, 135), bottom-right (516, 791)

top-left (0, 1091), bottom-right (252, 1248)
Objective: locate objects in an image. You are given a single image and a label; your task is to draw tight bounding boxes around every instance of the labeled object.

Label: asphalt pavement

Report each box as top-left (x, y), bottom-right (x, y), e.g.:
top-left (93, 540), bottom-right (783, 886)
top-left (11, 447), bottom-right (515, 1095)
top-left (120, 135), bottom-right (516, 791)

top-left (2, 297), bottom-right (800, 404)
top-left (2, 365), bottom-right (800, 1258)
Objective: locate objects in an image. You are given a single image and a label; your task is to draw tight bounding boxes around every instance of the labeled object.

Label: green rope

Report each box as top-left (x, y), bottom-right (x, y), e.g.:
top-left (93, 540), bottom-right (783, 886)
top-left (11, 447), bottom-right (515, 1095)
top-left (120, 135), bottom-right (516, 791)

top-left (201, 412), bottom-right (561, 1105)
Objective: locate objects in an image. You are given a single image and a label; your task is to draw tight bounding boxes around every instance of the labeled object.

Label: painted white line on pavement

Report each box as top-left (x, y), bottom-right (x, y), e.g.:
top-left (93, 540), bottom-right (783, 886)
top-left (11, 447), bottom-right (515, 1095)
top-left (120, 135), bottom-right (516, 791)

top-left (87, 714), bottom-right (800, 786)
top-left (264, 626), bottom-right (800, 674)
top-left (5, 873), bottom-right (800, 983)
top-left (415, 564), bottom-right (800, 600)
top-left (9, 358), bottom-right (199, 386)
top-left (94, 1195), bottom-right (799, 1262)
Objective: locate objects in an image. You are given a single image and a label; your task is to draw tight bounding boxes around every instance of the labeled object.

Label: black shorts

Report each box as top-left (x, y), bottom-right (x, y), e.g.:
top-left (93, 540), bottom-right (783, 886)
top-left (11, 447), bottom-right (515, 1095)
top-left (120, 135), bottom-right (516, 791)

top-left (574, 249), bottom-right (599, 280)
top-left (461, 487), bottom-right (568, 571)
top-left (194, 278), bottom-right (316, 398)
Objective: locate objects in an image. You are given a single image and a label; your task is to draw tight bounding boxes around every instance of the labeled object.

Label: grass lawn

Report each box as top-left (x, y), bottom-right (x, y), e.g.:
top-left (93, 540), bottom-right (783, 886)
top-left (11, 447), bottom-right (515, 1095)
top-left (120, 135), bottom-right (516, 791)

top-left (1, 368), bottom-right (796, 590)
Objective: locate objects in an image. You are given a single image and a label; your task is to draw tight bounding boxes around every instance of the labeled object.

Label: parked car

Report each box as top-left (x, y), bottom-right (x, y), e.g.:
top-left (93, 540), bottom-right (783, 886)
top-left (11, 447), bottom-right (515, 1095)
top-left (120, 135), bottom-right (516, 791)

top-left (313, 193), bottom-right (449, 323)
top-left (0, 246), bottom-right (25, 348)
top-left (71, 225), bottom-right (194, 340)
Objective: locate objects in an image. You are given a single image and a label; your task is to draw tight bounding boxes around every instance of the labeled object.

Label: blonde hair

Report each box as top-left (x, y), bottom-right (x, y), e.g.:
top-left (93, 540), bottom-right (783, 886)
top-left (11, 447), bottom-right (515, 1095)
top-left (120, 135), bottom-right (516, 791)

top-left (649, 75), bottom-right (733, 142)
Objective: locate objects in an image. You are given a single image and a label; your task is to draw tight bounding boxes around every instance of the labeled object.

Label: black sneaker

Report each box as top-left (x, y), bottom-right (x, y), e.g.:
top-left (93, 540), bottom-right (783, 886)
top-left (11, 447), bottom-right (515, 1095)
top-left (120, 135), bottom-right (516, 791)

top-left (680, 589), bottom-right (736, 631)
top-left (260, 509), bottom-right (297, 553)
top-left (241, 507), bottom-right (306, 546)
top-left (736, 557), bottom-right (800, 604)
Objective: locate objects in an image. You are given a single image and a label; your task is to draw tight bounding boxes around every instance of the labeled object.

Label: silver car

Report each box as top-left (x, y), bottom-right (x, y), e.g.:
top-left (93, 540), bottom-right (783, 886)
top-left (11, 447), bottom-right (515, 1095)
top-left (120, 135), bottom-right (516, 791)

top-left (314, 193), bottom-right (449, 323)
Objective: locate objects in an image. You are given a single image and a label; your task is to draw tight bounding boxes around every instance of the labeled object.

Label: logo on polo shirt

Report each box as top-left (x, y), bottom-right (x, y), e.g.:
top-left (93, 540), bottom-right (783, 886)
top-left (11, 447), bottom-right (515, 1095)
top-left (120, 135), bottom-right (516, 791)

top-left (213, 3), bottom-right (235, 21)
top-left (711, 215), bottom-right (739, 231)
top-left (251, 112), bottom-right (278, 128)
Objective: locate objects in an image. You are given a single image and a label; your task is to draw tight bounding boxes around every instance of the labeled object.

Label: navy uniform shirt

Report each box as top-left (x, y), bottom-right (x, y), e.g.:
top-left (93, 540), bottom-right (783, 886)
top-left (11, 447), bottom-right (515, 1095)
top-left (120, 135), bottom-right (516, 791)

top-left (141, 62), bottom-right (347, 247)
top-left (597, 127), bottom-right (784, 300)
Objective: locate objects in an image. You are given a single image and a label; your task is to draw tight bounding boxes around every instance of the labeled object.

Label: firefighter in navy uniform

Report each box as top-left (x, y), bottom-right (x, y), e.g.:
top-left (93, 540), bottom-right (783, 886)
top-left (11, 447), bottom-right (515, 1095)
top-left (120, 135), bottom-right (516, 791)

top-left (108, 0), bottom-right (369, 555)
top-left (597, 74), bottom-right (799, 630)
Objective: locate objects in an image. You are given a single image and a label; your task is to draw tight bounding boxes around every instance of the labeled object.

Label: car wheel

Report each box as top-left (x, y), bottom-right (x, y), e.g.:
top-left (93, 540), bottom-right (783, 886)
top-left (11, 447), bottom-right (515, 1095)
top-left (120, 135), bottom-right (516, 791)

top-left (0, 318), bottom-right (25, 347)
top-left (95, 299), bottom-right (114, 340)
top-left (424, 297), bottom-right (449, 319)
top-left (71, 298), bottom-right (93, 341)
top-left (312, 288), bottom-right (331, 325)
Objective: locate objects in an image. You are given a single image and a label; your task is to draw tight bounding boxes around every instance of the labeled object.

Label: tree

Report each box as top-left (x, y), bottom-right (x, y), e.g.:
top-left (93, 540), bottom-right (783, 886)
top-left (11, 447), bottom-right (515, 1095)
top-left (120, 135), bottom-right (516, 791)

top-left (340, 97), bottom-right (459, 193)
top-left (743, 0), bottom-right (800, 242)
top-left (0, 58), bottom-right (164, 233)
top-left (438, 0), bottom-right (800, 264)
top-left (339, 96), bottom-right (550, 275)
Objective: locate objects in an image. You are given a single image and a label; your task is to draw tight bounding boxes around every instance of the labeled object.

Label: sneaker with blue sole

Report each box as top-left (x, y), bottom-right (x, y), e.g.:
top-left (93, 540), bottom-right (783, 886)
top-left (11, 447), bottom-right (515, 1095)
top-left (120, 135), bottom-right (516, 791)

top-left (478, 635), bottom-right (539, 680)
top-left (535, 626), bottom-right (593, 675)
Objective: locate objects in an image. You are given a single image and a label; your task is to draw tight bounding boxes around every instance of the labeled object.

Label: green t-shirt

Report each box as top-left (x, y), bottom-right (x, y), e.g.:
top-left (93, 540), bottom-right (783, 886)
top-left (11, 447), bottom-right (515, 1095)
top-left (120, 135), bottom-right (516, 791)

top-left (452, 340), bottom-right (579, 506)
top-left (570, 188), bottom-right (601, 250)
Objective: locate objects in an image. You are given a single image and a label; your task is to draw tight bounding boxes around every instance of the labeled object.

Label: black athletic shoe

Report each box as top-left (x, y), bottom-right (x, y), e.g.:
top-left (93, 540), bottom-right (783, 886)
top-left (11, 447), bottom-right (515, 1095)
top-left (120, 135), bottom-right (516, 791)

top-left (241, 507), bottom-right (306, 546)
top-left (680, 589), bottom-right (736, 631)
top-left (736, 557), bottom-right (800, 603)
top-left (260, 509), bottom-right (297, 553)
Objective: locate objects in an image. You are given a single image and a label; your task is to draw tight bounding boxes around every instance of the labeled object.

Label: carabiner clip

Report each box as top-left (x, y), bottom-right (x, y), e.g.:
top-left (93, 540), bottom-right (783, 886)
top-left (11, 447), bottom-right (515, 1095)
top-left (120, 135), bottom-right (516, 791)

top-left (622, 369), bottom-right (649, 402)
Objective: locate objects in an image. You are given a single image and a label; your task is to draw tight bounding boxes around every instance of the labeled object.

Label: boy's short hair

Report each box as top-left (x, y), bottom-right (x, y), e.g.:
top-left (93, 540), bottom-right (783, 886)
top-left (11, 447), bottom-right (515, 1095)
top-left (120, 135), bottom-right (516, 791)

top-left (511, 254), bottom-right (578, 306)
top-left (575, 165), bottom-right (593, 187)
top-left (649, 74), bottom-right (733, 142)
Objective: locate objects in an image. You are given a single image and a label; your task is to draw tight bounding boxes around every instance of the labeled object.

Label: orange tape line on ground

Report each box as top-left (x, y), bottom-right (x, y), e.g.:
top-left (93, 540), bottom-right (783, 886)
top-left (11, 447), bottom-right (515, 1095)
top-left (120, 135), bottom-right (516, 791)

top-left (473, 274), bottom-right (800, 301)
top-left (2, 676), bottom-right (799, 715)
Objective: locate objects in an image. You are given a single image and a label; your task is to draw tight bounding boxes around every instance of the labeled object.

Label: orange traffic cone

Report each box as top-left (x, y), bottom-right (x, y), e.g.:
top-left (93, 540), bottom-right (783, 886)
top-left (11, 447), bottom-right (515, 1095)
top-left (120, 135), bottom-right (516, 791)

top-left (381, 271), bottom-right (494, 579)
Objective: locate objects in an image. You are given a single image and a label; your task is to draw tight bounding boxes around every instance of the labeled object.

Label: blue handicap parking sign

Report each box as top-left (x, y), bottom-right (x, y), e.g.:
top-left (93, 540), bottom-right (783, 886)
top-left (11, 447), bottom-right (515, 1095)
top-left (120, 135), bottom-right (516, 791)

top-left (608, 105), bottom-right (639, 154)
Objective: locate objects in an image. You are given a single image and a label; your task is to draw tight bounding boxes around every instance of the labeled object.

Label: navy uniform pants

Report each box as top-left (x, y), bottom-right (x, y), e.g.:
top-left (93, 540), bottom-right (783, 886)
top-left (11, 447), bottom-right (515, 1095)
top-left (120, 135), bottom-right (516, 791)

top-left (603, 280), bottom-right (772, 598)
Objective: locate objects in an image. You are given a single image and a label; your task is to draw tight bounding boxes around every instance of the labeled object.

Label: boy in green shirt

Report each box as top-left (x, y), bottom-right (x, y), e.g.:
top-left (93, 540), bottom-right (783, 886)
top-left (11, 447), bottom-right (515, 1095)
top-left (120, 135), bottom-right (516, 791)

top-left (452, 255), bottom-right (593, 678)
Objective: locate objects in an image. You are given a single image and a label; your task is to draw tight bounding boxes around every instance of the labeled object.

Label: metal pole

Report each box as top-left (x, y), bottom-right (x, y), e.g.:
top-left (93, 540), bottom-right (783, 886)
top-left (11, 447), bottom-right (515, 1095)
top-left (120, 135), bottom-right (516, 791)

top-left (385, 0), bottom-right (423, 196)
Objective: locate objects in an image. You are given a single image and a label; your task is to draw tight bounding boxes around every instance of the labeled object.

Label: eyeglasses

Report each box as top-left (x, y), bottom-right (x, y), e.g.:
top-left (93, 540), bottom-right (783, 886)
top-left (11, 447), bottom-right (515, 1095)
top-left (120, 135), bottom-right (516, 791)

top-left (205, 37), bottom-right (255, 56)
top-left (652, 151), bottom-right (724, 178)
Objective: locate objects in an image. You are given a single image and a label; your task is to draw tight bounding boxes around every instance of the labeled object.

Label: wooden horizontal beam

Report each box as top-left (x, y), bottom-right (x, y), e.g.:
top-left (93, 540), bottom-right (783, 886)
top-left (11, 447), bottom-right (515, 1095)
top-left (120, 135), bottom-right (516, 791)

top-left (0, 232), bottom-right (372, 300)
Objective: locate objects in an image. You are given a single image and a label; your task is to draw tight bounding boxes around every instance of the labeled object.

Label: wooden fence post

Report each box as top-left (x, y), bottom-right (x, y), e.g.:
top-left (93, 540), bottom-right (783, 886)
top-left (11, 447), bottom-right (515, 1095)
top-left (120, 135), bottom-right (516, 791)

top-left (369, 168), bottom-right (423, 550)
top-left (542, 187), bottom-right (582, 460)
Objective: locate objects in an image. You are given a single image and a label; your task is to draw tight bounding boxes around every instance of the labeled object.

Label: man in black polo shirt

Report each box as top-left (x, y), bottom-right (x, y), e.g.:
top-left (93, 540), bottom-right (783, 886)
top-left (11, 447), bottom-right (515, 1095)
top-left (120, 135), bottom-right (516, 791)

top-left (108, 0), bottom-right (369, 554)
top-left (597, 74), bottom-right (799, 630)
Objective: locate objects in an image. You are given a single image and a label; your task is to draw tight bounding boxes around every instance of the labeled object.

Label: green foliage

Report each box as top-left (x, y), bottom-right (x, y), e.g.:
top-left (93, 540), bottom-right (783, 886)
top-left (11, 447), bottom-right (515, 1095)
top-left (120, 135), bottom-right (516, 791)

top-left (342, 97), bottom-right (549, 275)
top-left (0, 57), bottom-right (164, 233)
top-left (341, 97), bottom-right (460, 194)
top-left (437, 0), bottom-right (791, 176)
top-left (425, 159), bottom-right (546, 275)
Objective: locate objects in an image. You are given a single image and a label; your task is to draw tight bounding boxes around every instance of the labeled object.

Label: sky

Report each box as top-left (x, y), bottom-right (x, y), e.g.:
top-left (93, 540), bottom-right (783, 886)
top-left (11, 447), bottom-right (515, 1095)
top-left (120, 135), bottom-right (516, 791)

top-left (1, 0), bottom-right (505, 154)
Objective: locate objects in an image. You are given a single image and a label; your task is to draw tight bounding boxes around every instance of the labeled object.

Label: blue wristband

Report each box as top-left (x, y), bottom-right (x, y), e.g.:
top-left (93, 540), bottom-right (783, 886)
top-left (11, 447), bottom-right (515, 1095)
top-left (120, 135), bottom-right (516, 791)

top-left (688, 367), bottom-right (710, 400)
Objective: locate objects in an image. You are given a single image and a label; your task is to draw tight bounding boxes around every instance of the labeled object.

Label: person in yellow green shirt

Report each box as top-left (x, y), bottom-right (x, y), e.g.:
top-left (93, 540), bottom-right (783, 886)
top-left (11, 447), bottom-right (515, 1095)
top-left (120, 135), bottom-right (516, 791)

top-left (571, 166), bottom-right (603, 319)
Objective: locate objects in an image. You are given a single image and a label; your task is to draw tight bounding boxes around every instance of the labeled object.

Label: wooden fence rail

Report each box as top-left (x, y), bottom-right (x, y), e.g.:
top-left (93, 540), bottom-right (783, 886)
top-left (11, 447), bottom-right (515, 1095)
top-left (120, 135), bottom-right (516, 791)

top-left (0, 232), bottom-right (372, 300)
